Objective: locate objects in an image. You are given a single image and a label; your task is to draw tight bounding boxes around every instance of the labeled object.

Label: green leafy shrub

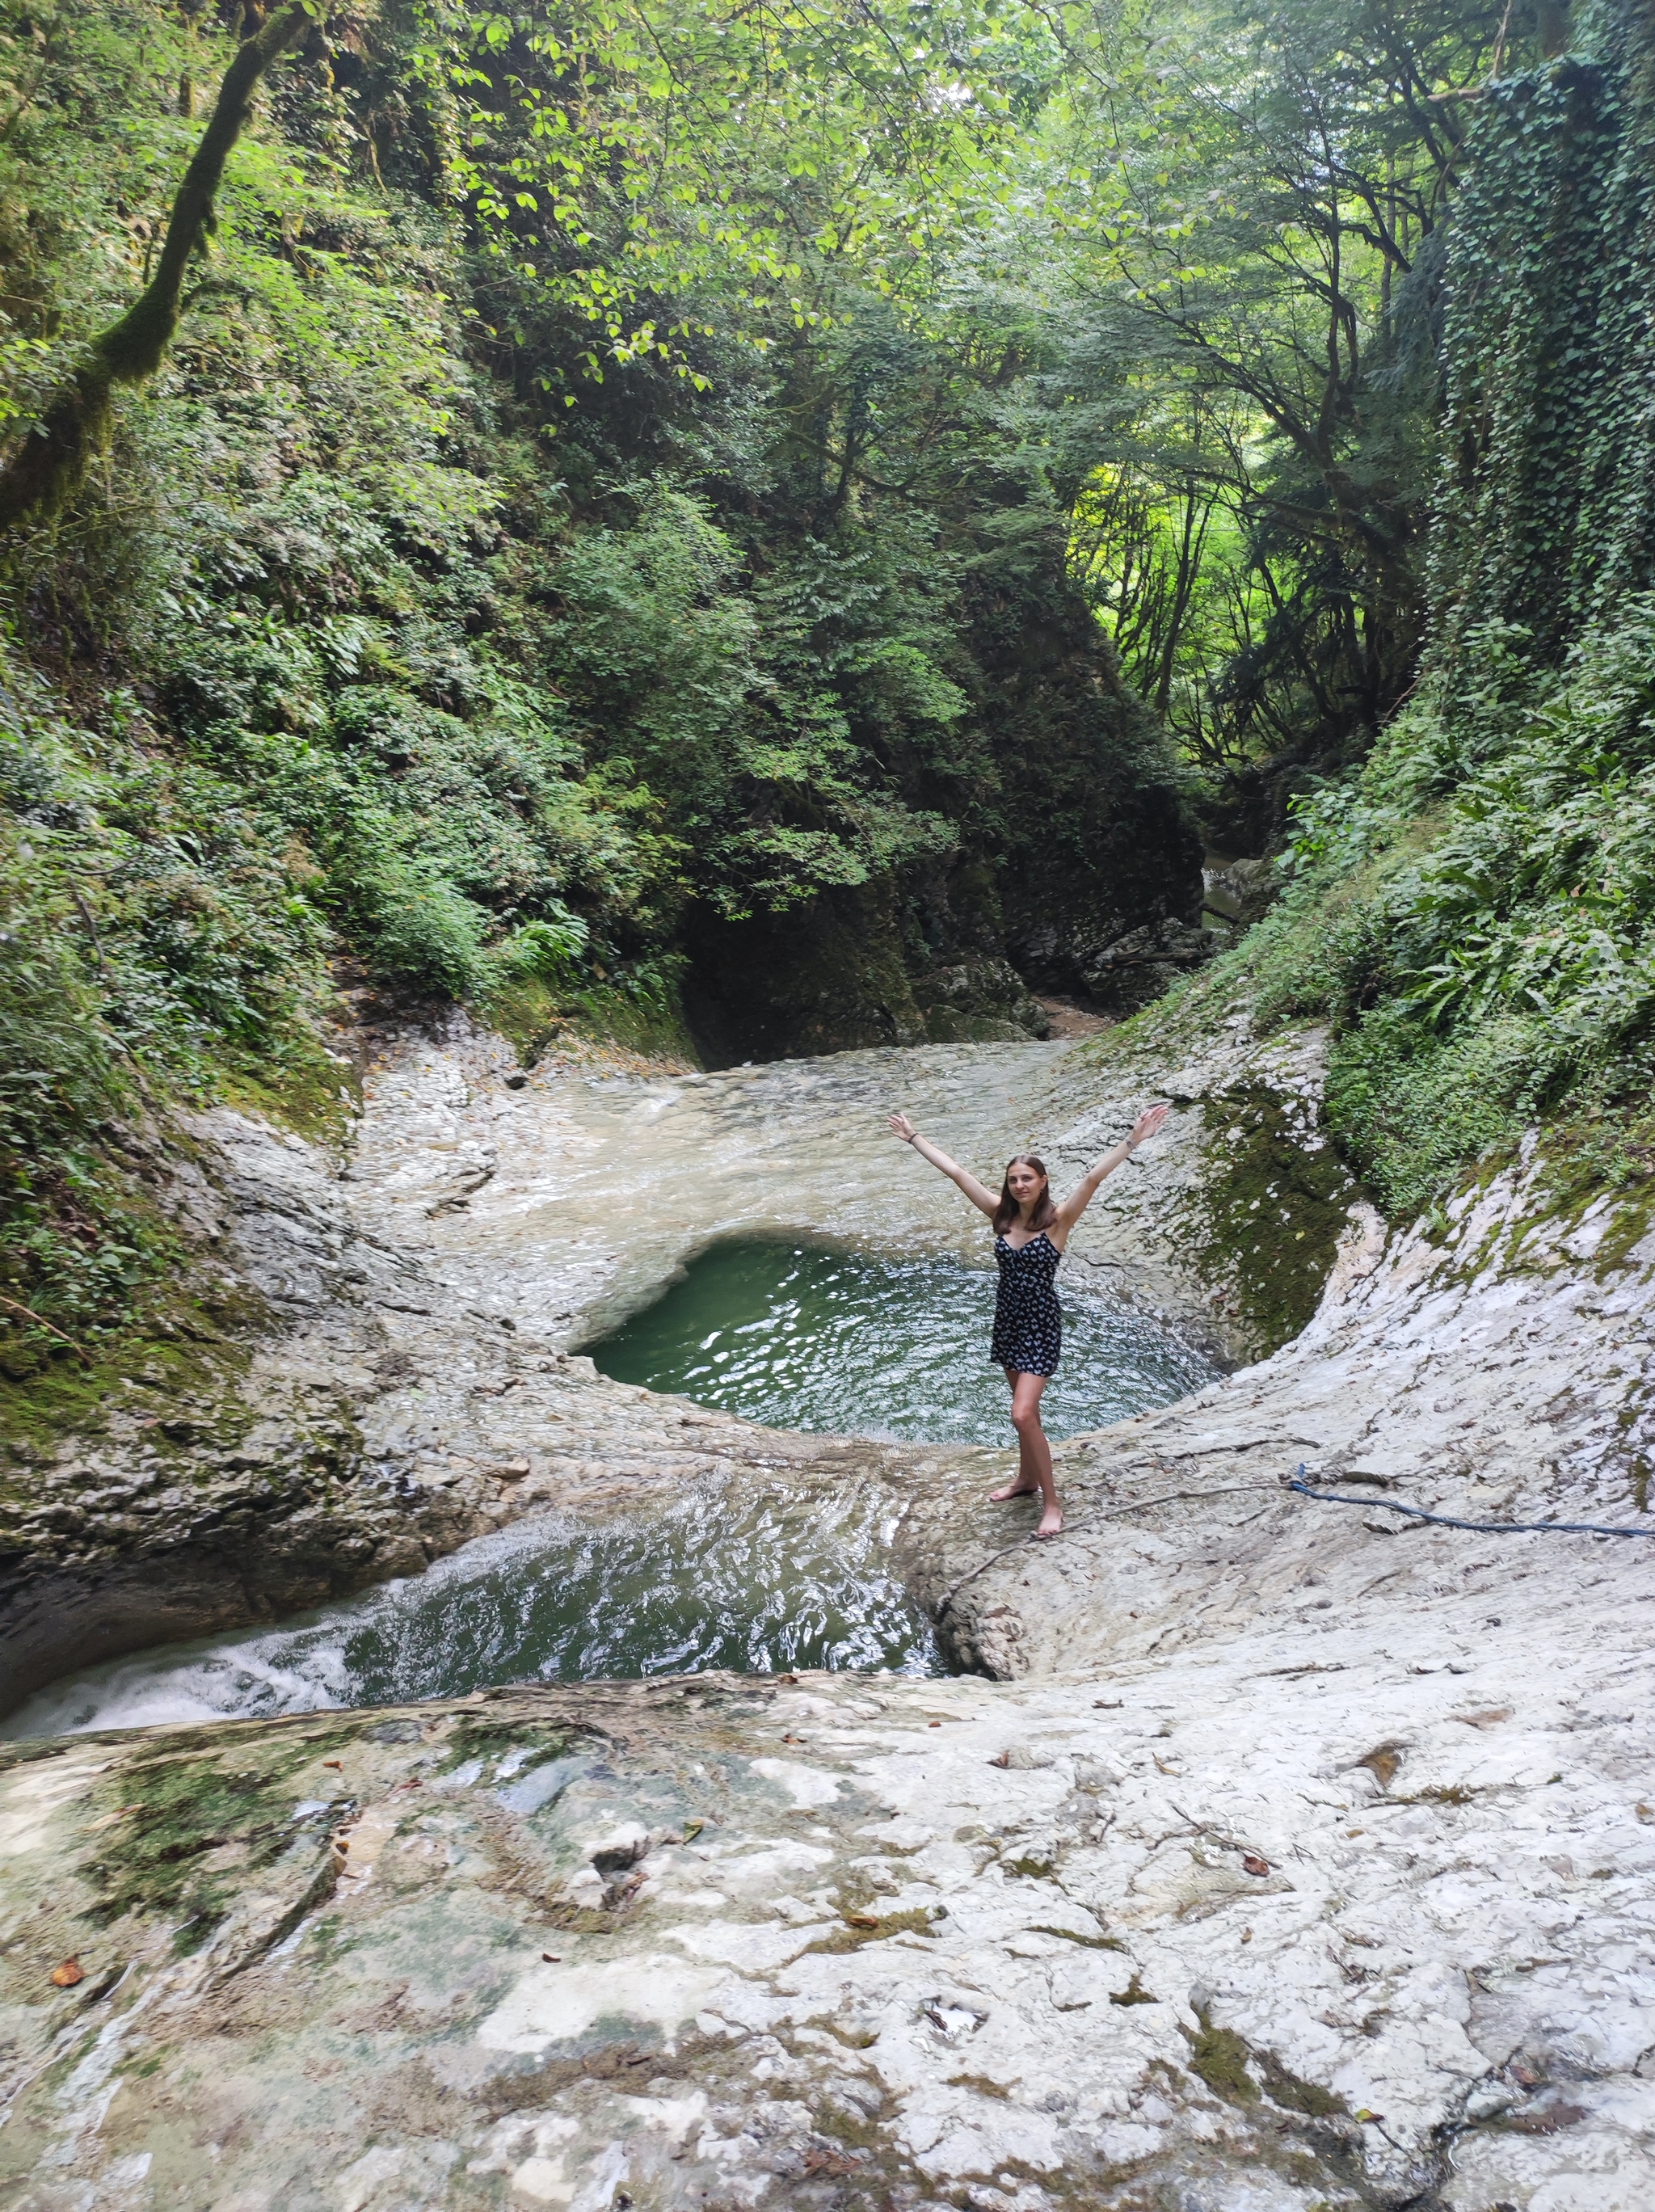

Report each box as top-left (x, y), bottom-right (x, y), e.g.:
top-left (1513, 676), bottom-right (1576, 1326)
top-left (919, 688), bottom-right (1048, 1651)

top-left (493, 910), bottom-right (591, 984)
top-left (1164, 600), bottom-right (1655, 1216)
top-left (536, 484), bottom-right (964, 922)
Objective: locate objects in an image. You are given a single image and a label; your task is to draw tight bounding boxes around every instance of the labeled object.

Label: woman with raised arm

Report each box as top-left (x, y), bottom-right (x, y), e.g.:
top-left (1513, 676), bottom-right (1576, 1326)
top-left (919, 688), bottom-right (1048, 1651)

top-left (886, 1102), bottom-right (1170, 1538)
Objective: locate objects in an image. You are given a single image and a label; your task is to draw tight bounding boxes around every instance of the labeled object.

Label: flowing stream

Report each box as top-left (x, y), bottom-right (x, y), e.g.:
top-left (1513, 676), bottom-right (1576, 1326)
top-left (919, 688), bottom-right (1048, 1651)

top-left (5, 1478), bottom-right (935, 1739)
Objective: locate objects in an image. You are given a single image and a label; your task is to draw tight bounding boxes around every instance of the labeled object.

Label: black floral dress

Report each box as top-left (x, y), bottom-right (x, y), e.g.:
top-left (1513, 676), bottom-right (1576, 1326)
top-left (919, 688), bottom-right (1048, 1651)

top-left (991, 1230), bottom-right (1062, 1376)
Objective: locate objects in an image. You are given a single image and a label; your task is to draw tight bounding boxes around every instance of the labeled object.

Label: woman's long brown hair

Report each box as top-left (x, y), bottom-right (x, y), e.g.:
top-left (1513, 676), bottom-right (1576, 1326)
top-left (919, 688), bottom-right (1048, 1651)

top-left (992, 1155), bottom-right (1056, 1236)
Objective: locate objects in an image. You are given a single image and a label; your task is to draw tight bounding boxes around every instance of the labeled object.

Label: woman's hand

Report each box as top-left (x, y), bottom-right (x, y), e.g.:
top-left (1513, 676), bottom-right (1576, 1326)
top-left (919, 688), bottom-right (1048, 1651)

top-left (888, 1112), bottom-right (917, 1144)
top-left (1128, 1103), bottom-right (1171, 1148)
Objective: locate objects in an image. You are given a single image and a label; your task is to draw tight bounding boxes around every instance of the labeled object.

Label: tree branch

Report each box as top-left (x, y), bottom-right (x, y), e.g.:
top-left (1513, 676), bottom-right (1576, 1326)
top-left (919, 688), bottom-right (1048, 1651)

top-left (0, 1293), bottom-right (90, 1362)
top-left (0, 2), bottom-right (314, 534)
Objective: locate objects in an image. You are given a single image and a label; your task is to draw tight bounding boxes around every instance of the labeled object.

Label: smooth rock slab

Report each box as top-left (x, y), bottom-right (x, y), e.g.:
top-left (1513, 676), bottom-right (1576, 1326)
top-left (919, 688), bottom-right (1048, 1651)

top-left (3, 1633), bottom-right (1654, 2210)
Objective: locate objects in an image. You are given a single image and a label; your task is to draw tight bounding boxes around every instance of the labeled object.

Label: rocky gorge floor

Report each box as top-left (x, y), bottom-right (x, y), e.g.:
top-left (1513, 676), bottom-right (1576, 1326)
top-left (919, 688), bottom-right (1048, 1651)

top-left (2, 1010), bottom-right (1655, 2210)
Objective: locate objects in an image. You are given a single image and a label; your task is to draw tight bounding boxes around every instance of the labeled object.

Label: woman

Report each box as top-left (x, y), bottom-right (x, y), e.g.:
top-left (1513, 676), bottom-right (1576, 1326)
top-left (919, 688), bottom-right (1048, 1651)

top-left (886, 1102), bottom-right (1170, 1537)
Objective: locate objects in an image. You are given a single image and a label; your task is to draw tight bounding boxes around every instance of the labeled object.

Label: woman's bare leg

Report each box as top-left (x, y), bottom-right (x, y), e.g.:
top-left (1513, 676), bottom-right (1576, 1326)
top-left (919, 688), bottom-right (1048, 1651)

top-left (988, 1369), bottom-right (1061, 1536)
top-left (988, 1367), bottom-right (1039, 1499)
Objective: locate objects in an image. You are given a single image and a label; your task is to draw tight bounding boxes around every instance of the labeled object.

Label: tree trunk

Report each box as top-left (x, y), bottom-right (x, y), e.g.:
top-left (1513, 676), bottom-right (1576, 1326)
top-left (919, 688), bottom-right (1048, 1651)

top-left (0, 2), bottom-right (313, 535)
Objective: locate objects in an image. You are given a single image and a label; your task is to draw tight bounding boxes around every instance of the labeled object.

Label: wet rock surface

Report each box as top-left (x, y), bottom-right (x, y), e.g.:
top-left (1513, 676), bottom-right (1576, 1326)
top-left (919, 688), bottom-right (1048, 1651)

top-left (4, 1011), bottom-right (1655, 2206)
top-left (3, 1633), bottom-right (1653, 2211)
top-left (1080, 920), bottom-right (1226, 1019)
top-left (910, 1129), bottom-right (1655, 1686)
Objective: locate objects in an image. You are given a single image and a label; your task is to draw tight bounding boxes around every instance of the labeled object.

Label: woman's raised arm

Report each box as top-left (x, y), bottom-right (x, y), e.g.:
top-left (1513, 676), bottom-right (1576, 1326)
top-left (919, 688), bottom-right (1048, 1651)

top-left (1052, 1102), bottom-right (1169, 1234)
top-left (888, 1113), bottom-right (1000, 1219)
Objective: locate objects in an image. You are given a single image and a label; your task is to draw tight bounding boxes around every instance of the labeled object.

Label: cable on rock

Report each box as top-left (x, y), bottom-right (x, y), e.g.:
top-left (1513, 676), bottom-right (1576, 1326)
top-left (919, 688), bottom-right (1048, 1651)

top-left (1287, 1467), bottom-right (1655, 1540)
top-left (937, 1480), bottom-right (1278, 1607)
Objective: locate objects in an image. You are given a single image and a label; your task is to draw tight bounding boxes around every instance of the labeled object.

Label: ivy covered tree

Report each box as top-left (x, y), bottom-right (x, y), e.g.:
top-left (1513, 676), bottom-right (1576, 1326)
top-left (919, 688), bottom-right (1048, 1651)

top-left (1432, 0), bottom-right (1655, 659)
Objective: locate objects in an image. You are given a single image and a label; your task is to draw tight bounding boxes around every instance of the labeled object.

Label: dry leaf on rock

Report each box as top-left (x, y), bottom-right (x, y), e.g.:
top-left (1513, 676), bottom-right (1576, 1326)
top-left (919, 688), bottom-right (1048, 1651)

top-left (1355, 1744), bottom-right (1404, 1789)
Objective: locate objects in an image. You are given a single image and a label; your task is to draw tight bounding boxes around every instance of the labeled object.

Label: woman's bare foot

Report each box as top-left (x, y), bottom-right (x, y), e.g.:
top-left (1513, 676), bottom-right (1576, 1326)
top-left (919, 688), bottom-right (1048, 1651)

top-left (989, 1478), bottom-right (1040, 1502)
top-left (1035, 1502), bottom-right (1063, 1539)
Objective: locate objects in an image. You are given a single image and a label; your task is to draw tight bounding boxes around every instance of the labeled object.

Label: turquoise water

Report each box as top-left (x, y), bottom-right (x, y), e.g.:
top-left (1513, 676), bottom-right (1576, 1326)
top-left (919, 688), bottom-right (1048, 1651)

top-left (592, 1237), bottom-right (1217, 1444)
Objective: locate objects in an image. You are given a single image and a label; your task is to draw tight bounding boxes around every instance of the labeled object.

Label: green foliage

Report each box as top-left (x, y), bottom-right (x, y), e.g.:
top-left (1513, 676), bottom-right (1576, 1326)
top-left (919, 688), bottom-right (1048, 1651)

top-left (0, 0), bottom-right (1649, 1335)
top-left (495, 908), bottom-right (589, 982)
top-left (540, 482), bottom-right (962, 920)
top-left (1176, 599), bottom-right (1655, 1215)
top-left (1324, 1009), bottom-right (1554, 1221)
top-left (1128, 2), bottom-right (1655, 1223)
top-left (1434, 2), bottom-right (1655, 660)
top-left (1068, 461), bottom-right (1265, 760)
top-left (1023, 0), bottom-right (1511, 807)
top-left (0, 651), bottom-right (298, 1367)
top-left (0, 0), bottom-right (1202, 1371)
top-left (415, 0), bottom-right (1028, 388)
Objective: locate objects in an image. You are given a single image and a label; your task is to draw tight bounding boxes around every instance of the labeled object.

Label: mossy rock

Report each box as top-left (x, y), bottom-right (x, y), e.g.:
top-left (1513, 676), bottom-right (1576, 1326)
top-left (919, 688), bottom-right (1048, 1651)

top-left (1189, 2015), bottom-right (1261, 2104)
top-left (923, 1009), bottom-right (1034, 1044)
top-left (1178, 1084), bottom-right (1362, 1356)
top-left (1187, 2009), bottom-right (1349, 2119)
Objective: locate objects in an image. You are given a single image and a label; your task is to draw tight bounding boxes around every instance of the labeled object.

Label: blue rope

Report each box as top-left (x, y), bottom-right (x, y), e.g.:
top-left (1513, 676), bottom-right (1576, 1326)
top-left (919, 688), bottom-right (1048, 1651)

top-left (1287, 1467), bottom-right (1655, 1540)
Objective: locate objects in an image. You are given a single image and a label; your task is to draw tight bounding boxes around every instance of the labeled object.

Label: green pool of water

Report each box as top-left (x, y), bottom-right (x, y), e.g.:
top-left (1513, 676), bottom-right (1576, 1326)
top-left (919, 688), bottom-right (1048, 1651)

top-left (591, 1236), bottom-right (1218, 1444)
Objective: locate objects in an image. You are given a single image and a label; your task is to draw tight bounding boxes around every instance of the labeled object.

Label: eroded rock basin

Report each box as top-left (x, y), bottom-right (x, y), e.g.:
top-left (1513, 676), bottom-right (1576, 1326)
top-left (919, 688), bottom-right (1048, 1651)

top-left (5, 1016), bottom-right (1655, 2209)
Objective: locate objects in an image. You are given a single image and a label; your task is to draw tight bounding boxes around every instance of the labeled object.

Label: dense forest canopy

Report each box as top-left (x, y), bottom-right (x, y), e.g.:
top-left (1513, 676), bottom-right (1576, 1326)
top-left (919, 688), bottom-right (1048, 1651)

top-left (3, 0), bottom-right (1654, 1376)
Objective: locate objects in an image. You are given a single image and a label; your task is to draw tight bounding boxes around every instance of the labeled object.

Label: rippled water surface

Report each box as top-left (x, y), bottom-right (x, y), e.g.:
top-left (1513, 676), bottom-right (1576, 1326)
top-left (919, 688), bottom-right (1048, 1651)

top-left (5, 1481), bottom-right (937, 1738)
top-left (11, 1239), bottom-right (1219, 1738)
top-left (592, 1237), bottom-right (1218, 1443)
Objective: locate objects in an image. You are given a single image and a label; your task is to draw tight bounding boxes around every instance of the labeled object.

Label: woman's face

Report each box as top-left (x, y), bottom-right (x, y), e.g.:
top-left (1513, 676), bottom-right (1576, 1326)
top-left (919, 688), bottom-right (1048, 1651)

top-left (1007, 1161), bottom-right (1045, 1210)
